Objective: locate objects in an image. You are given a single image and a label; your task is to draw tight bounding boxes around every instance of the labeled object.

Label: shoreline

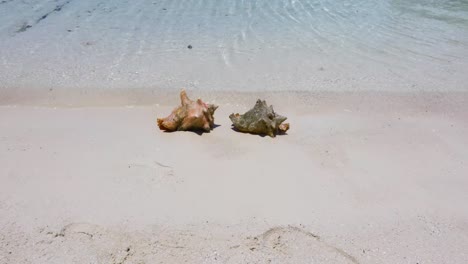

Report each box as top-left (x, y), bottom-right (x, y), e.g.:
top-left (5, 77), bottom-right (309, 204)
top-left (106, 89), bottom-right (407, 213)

top-left (1, 88), bottom-right (467, 109)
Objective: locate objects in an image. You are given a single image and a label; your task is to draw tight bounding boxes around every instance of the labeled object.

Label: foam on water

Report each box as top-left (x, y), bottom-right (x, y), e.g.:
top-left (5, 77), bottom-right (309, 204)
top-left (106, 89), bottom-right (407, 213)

top-left (0, 0), bottom-right (467, 95)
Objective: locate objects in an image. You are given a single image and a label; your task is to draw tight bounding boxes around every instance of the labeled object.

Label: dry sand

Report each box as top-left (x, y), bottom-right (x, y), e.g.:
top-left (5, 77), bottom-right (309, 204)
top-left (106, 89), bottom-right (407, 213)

top-left (1, 92), bottom-right (467, 263)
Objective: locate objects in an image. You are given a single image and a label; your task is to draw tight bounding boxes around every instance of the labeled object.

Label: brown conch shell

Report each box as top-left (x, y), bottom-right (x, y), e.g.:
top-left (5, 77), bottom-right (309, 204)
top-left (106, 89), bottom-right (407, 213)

top-left (229, 99), bottom-right (289, 137)
top-left (157, 90), bottom-right (218, 132)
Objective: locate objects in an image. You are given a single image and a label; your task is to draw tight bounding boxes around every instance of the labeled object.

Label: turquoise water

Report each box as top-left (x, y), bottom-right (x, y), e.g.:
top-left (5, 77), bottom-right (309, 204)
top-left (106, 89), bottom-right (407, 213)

top-left (0, 0), bottom-right (467, 94)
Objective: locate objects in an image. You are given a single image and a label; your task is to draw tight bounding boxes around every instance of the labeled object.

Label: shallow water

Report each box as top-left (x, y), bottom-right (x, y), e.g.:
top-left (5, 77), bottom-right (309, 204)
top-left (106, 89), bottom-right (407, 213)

top-left (0, 0), bottom-right (467, 94)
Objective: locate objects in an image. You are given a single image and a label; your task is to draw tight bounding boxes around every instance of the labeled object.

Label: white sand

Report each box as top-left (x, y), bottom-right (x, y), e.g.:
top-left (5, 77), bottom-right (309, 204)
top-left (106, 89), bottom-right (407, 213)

top-left (1, 92), bottom-right (467, 263)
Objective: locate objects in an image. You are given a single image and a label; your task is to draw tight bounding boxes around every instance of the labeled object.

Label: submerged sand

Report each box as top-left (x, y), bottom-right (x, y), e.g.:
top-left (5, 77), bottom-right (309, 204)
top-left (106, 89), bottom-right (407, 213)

top-left (1, 92), bottom-right (467, 263)
top-left (1, 0), bottom-right (468, 95)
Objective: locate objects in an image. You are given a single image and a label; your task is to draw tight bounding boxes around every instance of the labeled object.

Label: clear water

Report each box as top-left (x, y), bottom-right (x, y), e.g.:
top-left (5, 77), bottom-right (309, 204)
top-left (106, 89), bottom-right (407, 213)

top-left (0, 0), bottom-right (467, 93)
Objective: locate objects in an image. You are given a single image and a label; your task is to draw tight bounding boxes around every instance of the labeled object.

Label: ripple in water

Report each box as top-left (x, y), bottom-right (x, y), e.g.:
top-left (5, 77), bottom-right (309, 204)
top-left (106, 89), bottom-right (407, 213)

top-left (0, 0), bottom-right (467, 92)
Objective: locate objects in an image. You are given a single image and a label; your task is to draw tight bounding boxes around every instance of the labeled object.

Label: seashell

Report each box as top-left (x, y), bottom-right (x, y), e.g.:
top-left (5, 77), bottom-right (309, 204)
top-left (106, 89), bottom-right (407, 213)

top-left (229, 99), bottom-right (289, 137)
top-left (157, 90), bottom-right (218, 132)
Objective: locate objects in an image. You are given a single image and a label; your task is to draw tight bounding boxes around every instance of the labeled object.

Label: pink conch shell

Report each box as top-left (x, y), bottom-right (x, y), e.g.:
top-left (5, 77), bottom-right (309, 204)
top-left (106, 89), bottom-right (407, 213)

top-left (157, 90), bottom-right (218, 132)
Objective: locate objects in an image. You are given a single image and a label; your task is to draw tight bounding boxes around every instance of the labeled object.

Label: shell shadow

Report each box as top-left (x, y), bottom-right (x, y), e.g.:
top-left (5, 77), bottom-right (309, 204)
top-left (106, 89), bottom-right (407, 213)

top-left (161, 124), bottom-right (221, 136)
top-left (230, 126), bottom-right (288, 138)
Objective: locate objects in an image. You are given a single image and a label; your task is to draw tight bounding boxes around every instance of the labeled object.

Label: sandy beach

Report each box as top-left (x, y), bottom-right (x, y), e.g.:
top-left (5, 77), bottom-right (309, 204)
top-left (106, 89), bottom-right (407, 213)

top-left (1, 0), bottom-right (468, 263)
top-left (1, 92), bottom-right (467, 263)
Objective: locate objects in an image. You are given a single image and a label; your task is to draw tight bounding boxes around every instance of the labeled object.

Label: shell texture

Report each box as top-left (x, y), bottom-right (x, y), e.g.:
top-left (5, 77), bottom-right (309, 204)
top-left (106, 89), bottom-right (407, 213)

top-left (229, 99), bottom-right (289, 137)
top-left (157, 90), bottom-right (218, 132)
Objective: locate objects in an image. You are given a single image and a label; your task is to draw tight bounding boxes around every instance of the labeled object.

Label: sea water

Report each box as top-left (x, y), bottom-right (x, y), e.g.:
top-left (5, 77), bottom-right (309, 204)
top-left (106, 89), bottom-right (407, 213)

top-left (0, 0), bottom-right (467, 94)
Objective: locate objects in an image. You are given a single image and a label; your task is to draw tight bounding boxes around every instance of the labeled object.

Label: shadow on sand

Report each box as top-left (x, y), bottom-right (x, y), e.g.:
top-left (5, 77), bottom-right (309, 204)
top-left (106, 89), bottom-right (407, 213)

top-left (230, 126), bottom-right (288, 138)
top-left (161, 124), bottom-right (221, 136)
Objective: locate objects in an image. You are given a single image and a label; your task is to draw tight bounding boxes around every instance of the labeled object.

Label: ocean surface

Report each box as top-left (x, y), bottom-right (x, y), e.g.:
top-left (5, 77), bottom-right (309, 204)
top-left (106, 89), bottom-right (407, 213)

top-left (0, 0), bottom-right (467, 94)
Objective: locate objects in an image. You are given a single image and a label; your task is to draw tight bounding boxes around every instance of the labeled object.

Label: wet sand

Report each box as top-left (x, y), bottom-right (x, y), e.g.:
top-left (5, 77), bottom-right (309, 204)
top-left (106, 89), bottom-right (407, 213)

top-left (1, 92), bottom-right (467, 263)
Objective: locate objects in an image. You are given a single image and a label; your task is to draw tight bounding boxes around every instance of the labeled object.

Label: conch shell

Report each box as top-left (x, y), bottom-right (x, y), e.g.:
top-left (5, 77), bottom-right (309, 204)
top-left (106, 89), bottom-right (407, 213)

top-left (229, 99), bottom-right (289, 137)
top-left (157, 90), bottom-right (218, 132)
